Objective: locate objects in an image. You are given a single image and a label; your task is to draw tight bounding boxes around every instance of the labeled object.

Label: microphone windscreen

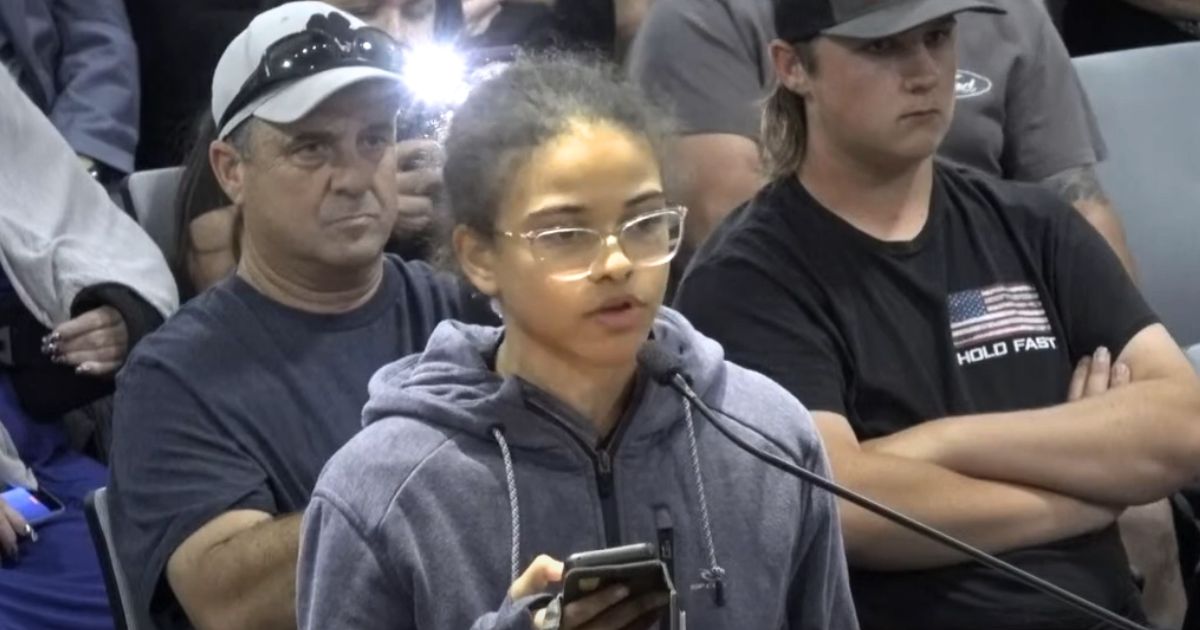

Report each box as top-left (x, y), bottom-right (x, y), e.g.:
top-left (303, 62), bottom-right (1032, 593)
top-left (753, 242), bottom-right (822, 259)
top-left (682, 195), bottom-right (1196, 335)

top-left (636, 341), bottom-right (684, 385)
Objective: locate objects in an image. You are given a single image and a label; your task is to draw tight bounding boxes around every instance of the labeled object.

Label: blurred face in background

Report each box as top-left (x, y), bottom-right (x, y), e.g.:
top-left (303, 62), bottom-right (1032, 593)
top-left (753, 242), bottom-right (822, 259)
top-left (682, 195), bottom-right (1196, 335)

top-left (325, 0), bottom-right (437, 45)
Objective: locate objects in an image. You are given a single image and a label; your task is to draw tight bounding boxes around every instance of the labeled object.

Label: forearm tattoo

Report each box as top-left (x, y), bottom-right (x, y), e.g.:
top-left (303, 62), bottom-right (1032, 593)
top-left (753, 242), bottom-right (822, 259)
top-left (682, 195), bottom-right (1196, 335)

top-left (1043, 165), bottom-right (1112, 207)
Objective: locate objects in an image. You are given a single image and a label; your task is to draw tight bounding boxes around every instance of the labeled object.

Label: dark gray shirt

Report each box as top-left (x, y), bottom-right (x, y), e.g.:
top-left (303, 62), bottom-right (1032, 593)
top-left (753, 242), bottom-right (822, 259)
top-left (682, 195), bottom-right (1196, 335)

top-left (109, 256), bottom-right (489, 629)
top-left (629, 0), bottom-right (1106, 181)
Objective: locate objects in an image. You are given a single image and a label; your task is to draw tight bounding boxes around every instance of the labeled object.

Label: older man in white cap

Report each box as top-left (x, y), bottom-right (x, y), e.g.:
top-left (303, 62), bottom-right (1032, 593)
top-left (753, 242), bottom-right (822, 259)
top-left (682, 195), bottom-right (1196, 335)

top-left (107, 4), bottom-right (492, 628)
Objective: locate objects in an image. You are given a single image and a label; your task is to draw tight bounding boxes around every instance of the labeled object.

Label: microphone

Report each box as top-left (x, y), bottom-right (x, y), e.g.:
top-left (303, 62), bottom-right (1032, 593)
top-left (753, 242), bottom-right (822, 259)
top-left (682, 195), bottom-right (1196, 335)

top-left (636, 342), bottom-right (1149, 630)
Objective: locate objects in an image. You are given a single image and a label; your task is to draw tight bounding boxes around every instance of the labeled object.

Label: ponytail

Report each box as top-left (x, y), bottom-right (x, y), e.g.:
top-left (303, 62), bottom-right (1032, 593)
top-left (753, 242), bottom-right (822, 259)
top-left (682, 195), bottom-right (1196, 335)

top-left (760, 42), bottom-right (817, 180)
top-left (761, 85), bottom-right (808, 180)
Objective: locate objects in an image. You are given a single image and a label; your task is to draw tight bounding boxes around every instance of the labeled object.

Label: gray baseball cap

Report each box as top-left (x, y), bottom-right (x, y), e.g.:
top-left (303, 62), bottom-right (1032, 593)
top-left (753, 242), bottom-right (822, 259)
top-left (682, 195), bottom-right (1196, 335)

top-left (775, 0), bottom-right (1005, 42)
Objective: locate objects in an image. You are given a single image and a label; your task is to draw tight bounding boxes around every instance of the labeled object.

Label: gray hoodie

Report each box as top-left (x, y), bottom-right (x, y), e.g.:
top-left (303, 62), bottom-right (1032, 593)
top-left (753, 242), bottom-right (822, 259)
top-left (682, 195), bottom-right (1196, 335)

top-left (298, 308), bottom-right (858, 629)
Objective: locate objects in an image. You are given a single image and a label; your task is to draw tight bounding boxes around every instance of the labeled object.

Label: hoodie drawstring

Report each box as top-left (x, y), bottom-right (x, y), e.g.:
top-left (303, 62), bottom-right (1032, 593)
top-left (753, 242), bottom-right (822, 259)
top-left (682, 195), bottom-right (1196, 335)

top-left (681, 397), bottom-right (727, 606)
top-left (491, 426), bottom-right (521, 584)
top-left (492, 402), bottom-right (727, 607)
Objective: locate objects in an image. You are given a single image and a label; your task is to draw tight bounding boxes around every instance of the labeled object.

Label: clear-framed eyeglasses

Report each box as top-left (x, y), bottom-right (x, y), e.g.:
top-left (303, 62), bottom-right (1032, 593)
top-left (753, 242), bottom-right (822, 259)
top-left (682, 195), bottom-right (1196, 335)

top-left (498, 206), bottom-right (688, 282)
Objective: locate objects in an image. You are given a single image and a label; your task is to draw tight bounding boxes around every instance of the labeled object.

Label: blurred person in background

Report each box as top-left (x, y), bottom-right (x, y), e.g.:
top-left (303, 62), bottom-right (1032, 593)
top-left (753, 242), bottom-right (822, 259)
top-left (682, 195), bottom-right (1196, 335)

top-left (0, 0), bottom-right (139, 188)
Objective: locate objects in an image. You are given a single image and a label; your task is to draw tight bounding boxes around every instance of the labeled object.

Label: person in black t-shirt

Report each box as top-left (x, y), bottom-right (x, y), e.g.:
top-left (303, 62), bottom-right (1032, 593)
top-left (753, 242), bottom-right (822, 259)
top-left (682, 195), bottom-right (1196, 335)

top-left (675, 0), bottom-right (1200, 628)
top-left (109, 5), bottom-right (494, 629)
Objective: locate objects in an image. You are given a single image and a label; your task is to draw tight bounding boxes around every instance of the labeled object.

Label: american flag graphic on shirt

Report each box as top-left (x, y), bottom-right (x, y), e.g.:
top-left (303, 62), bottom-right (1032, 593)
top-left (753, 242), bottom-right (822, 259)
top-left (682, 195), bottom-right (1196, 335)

top-left (947, 283), bottom-right (1052, 349)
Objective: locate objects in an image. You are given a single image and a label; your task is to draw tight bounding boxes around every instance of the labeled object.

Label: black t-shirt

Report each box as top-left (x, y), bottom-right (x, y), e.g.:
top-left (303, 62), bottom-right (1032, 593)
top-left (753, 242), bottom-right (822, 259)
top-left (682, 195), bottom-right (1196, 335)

top-left (1062, 0), bottom-right (1197, 57)
top-left (675, 163), bottom-right (1156, 629)
top-left (109, 256), bottom-right (492, 629)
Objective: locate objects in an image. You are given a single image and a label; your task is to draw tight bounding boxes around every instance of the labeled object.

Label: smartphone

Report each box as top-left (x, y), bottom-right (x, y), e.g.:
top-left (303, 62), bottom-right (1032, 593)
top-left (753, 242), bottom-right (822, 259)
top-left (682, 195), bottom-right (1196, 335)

top-left (561, 543), bottom-right (673, 604)
top-left (1, 486), bottom-right (65, 526)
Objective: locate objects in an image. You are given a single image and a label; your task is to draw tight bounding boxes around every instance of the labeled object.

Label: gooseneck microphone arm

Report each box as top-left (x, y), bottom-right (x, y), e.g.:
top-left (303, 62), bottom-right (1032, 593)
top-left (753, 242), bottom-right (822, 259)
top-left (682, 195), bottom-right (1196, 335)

top-left (636, 342), bottom-right (1149, 630)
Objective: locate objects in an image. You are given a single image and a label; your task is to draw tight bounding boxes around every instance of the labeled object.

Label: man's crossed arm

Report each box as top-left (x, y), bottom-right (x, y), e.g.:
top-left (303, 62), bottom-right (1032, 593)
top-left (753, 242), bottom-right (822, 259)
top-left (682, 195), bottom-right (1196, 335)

top-left (867, 324), bottom-right (1200, 506)
top-left (812, 323), bottom-right (1200, 571)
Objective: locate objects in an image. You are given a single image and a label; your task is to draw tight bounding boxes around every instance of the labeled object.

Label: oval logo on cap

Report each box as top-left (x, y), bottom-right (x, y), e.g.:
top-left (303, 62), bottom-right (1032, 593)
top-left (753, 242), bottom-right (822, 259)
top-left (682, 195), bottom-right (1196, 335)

top-left (955, 70), bottom-right (993, 99)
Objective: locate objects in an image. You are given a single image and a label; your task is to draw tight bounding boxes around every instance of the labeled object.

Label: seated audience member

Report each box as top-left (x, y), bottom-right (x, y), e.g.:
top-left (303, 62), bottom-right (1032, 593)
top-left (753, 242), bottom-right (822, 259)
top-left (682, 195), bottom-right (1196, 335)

top-left (629, 0), bottom-right (1135, 275)
top-left (637, 0), bottom-right (1177, 612)
top-left (171, 0), bottom-right (469, 296)
top-left (674, 1), bottom-right (1200, 629)
top-left (171, 0), bottom-right (640, 296)
top-left (0, 69), bottom-right (176, 629)
top-left (296, 55), bottom-right (857, 629)
top-left (109, 4), bottom-right (496, 628)
top-left (1062, 0), bottom-right (1200, 56)
top-left (0, 0), bottom-right (139, 187)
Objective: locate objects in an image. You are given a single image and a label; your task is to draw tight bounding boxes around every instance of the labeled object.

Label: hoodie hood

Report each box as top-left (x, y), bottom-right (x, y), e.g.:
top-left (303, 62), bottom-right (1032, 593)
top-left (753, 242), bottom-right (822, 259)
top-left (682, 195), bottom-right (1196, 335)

top-left (362, 306), bottom-right (727, 445)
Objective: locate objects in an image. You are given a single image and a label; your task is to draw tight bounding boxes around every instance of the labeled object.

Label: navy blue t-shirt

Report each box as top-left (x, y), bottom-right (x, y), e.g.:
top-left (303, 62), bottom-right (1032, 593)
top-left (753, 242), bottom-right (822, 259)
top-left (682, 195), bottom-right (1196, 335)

top-left (108, 256), bottom-right (491, 629)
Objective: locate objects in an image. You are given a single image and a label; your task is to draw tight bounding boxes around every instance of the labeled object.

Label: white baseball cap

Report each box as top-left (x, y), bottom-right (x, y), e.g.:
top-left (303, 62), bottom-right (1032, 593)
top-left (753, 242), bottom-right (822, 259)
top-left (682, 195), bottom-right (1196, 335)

top-left (211, 1), bottom-right (404, 139)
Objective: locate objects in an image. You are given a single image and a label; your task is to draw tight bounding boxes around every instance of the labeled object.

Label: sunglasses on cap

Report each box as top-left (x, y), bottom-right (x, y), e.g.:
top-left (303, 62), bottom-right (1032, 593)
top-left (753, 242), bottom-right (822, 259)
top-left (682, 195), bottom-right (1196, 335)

top-left (218, 12), bottom-right (402, 133)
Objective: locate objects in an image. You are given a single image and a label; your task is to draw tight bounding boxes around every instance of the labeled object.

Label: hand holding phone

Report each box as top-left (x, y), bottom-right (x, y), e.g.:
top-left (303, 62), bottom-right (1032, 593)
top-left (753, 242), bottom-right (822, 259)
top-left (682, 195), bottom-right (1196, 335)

top-left (0, 489), bottom-right (49, 559)
top-left (1, 487), bottom-right (63, 527)
top-left (562, 544), bottom-right (671, 603)
top-left (550, 544), bottom-right (674, 629)
top-left (549, 584), bottom-right (668, 630)
top-left (510, 551), bottom-right (673, 630)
